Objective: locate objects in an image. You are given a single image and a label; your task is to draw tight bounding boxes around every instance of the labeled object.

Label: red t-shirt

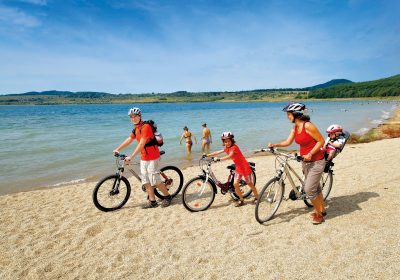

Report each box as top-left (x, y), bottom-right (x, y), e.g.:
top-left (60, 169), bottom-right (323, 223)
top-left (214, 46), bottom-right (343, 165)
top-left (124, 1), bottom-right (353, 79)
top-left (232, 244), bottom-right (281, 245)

top-left (130, 123), bottom-right (160, 161)
top-left (224, 144), bottom-right (252, 176)
top-left (294, 122), bottom-right (324, 161)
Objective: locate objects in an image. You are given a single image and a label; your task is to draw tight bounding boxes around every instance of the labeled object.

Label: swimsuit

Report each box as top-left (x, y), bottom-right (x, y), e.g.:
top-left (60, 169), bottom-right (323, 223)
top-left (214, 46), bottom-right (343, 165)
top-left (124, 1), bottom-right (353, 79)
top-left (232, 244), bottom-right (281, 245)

top-left (184, 132), bottom-right (193, 145)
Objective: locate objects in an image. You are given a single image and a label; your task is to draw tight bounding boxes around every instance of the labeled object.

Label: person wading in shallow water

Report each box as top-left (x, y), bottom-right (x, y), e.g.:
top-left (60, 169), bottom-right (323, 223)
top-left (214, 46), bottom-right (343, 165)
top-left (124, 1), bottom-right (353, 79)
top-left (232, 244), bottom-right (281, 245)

top-left (179, 126), bottom-right (198, 155)
top-left (268, 103), bottom-right (327, 224)
top-left (201, 123), bottom-right (212, 155)
top-left (113, 107), bottom-right (173, 209)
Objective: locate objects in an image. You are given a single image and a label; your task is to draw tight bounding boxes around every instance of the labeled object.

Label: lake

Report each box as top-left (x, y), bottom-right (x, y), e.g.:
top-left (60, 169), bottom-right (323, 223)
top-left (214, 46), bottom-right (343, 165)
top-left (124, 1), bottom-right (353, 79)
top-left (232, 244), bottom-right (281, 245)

top-left (0, 100), bottom-right (397, 194)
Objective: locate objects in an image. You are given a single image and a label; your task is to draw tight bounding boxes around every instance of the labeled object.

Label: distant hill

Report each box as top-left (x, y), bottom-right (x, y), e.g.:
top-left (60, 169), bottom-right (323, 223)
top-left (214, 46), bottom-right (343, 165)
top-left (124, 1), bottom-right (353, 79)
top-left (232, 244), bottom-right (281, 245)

top-left (1, 74), bottom-right (399, 105)
top-left (308, 74), bottom-right (400, 98)
top-left (305, 79), bottom-right (353, 90)
top-left (10, 90), bottom-right (112, 98)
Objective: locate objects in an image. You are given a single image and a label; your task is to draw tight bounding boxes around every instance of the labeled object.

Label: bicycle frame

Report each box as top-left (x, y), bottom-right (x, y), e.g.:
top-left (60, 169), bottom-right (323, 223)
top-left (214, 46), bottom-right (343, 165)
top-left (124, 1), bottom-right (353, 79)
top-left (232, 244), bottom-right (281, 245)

top-left (274, 154), bottom-right (306, 200)
top-left (198, 157), bottom-right (255, 195)
top-left (198, 158), bottom-right (224, 194)
top-left (114, 155), bottom-right (172, 188)
top-left (115, 156), bottom-right (141, 182)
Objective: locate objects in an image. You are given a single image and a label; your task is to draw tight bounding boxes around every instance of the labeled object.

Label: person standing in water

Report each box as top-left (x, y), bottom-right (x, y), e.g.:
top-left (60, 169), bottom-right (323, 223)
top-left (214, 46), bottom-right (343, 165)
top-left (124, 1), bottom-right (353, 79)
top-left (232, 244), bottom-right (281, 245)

top-left (201, 123), bottom-right (212, 155)
top-left (179, 126), bottom-right (198, 154)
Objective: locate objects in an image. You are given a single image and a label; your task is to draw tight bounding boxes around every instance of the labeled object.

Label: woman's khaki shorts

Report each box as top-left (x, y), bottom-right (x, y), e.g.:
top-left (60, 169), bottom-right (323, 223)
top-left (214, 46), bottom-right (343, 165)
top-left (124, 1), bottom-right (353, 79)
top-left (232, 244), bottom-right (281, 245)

top-left (140, 159), bottom-right (162, 186)
top-left (302, 159), bottom-right (326, 199)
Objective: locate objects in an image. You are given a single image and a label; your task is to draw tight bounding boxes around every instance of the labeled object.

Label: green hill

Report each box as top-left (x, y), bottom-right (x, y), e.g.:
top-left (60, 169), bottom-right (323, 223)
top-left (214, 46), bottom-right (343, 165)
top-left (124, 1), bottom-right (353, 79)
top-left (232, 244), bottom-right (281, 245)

top-left (1, 74), bottom-right (399, 105)
top-left (306, 79), bottom-right (353, 90)
top-left (308, 75), bottom-right (400, 98)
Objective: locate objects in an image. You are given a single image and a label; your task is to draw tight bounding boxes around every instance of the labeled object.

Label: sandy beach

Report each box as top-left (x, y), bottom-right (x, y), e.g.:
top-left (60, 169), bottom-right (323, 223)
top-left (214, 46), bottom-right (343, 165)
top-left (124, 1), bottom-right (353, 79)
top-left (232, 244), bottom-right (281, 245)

top-left (1, 136), bottom-right (400, 279)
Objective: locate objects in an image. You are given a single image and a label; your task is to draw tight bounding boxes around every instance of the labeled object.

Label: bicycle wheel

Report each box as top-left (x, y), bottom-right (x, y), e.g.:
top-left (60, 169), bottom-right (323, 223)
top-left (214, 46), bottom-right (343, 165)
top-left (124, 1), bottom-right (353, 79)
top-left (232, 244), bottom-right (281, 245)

top-left (154, 166), bottom-right (184, 199)
top-left (255, 177), bottom-right (284, 224)
top-left (303, 171), bottom-right (334, 207)
top-left (230, 169), bottom-right (257, 201)
top-left (182, 177), bottom-right (216, 212)
top-left (93, 174), bottom-right (131, 212)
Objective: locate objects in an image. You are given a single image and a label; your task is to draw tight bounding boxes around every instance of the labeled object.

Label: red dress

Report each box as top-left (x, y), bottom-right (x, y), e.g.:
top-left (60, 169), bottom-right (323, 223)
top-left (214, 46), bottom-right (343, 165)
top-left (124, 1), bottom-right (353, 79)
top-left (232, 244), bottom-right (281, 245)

top-left (224, 144), bottom-right (252, 175)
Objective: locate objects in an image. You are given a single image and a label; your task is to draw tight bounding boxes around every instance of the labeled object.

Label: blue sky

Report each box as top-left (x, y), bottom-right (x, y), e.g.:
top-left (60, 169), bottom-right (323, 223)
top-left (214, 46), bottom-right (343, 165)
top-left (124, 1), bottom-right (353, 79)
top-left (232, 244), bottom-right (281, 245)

top-left (0, 0), bottom-right (399, 94)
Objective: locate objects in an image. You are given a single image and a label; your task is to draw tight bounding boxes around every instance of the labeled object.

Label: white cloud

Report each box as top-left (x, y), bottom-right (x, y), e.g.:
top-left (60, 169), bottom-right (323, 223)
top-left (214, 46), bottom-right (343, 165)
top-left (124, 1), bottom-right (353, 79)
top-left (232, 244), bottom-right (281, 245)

top-left (0, 5), bottom-right (40, 27)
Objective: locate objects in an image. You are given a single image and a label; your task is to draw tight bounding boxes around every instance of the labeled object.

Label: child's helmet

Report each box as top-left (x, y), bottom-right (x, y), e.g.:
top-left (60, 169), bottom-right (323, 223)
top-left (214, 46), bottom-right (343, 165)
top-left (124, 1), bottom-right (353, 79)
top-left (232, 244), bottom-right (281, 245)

top-left (128, 107), bottom-right (141, 116)
top-left (221, 131), bottom-right (234, 140)
top-left (326, 124), bottom-right (343, 134)
top-left (282, 102), bottom-right (306, 112)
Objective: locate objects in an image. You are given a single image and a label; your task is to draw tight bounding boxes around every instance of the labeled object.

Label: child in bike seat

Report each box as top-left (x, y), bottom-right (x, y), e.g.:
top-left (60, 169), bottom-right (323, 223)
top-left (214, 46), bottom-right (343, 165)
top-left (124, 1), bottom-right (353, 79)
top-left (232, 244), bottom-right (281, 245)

top-left (324, 124), bottom-right (346, 161)
top-left (207, 131), bottom-right (259, 207)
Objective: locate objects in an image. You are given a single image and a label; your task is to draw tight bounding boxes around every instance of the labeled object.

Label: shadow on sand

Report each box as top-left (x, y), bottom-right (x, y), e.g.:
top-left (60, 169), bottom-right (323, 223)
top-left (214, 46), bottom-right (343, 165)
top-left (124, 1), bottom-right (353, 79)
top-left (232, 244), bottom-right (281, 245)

top-left (261, 191), bottom-right (380, 226)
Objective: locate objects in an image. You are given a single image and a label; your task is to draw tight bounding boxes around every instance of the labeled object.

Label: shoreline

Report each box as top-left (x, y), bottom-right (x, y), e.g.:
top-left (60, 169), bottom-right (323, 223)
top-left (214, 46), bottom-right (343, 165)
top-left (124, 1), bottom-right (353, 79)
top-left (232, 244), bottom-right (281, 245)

top-left (1, 103), bottom-right (399, 197)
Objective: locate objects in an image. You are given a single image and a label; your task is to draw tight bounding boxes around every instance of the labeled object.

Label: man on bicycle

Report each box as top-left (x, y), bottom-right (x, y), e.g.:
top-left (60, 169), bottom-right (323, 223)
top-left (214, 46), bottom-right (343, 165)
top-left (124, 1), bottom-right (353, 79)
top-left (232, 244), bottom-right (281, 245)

top-left (113, 107), bottom-right (173, 208)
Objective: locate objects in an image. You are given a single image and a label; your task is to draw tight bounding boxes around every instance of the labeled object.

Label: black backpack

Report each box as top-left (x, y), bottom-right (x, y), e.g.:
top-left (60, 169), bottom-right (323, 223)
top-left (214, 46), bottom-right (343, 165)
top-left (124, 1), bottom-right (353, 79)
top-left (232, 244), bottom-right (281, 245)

top-left (132, 120), bottom-right (164, 147)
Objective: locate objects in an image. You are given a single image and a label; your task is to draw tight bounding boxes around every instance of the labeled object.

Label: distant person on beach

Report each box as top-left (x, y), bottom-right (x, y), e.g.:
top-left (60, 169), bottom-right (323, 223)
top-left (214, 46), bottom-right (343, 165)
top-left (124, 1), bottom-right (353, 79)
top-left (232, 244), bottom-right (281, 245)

top-left (207, 131), bottom-right (259, 207)
top-left (179, 126), bottom-right (198, 154)
top-left (201, 123), bottom-right (212, 155)
top-left (113, 107), bottom-right (172, 209)
top-left (268, 103), bottom-right (326, 224)
top-left (324, 124), bottom-right (346, 161)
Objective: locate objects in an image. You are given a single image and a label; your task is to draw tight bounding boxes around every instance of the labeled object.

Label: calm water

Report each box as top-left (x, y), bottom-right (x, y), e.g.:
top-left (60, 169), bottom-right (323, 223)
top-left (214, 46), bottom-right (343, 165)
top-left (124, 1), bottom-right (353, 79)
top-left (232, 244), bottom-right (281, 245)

top-left (0, 101), bottom-right (397, 194)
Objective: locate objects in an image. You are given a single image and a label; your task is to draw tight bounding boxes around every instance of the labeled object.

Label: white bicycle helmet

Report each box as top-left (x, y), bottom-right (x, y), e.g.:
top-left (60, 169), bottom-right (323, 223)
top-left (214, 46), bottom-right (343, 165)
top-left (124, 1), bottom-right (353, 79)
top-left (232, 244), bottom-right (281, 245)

top-left (282, 102), bottom-right (306, 112)
top-left (128, 107), bottom-right (141, 116)
top-left (221, 131), bottom-right (234, 140)
top-left (326, 124), bottom-right (343, 134)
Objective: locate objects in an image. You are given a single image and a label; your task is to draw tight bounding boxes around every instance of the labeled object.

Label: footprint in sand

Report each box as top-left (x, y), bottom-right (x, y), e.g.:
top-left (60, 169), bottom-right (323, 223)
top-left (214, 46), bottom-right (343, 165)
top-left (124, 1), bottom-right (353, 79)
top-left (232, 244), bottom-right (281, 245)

top-left (85, 224), bottom-right (102, 237)
top-left (124, 229), bottom-right (143, 239)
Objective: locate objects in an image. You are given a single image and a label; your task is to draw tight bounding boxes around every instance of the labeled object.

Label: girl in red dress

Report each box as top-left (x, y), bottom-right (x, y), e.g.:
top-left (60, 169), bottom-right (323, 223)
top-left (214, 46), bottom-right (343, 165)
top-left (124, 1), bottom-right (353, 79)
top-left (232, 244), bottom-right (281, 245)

top-left (207, 132), bottom-right (259, 207)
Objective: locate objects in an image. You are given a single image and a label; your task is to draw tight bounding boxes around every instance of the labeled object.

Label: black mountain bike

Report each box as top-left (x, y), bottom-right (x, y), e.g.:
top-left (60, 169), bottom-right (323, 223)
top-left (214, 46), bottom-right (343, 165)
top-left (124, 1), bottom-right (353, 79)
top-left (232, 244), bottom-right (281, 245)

top-left (93, 151), bottom-right (183, 212)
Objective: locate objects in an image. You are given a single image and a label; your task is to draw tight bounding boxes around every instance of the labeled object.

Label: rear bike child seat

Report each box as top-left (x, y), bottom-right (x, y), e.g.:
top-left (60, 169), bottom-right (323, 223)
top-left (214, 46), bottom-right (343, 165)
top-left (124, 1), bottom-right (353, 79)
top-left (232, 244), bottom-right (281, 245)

top-left (324, 130), bottom-right (350, 172)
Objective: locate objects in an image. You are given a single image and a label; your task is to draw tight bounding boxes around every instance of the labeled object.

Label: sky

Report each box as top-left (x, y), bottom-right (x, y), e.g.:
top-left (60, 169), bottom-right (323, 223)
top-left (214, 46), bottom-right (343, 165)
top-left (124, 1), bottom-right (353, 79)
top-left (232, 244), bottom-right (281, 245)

top-left (0, 0), bottom-right (399, 94)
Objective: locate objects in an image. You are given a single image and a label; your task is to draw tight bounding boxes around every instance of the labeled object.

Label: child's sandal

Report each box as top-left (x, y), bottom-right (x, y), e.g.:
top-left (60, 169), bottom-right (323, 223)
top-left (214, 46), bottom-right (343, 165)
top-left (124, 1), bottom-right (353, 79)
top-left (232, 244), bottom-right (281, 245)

top-left (235, 200), bottom-right (245, 207)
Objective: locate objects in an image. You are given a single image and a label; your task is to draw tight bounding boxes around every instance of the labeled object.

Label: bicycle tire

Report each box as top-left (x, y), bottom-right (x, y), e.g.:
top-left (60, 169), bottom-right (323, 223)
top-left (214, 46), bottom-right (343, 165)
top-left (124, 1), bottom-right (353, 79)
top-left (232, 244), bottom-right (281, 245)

top-left (182, 177), bottom-right (216, 212)
top-left (154, 166), bottom-right (184, 199)
top-left (255, 177), bottom-right (284, 224)
top-left (303, 170), bottom-right (333, 207)
top-left (230, 169), bottom-right (257, 201)
top-left (93, 174), bottom-right (131, 212)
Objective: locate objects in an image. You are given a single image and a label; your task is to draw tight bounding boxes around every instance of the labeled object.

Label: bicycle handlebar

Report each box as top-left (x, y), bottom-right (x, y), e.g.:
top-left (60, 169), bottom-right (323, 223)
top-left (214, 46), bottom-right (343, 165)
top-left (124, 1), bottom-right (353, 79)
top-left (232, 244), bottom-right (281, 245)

top-left (200, 155), bottom-right (219, 163)
top-left (114, 150), bottom-right (165, 159)
top-left (255, 148), bottom-right (303, 162)
top-left (114, 152), bottom-right (127, 160)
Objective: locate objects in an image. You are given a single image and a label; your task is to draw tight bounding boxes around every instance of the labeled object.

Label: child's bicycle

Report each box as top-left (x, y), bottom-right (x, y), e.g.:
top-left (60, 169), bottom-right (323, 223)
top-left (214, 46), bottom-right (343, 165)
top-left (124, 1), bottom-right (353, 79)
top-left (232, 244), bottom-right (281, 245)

top-left (254, 148), bottom-right (333, 224)
top-left (92, 151), bottom-right (184, 212)
top-left (181, 155), bottom-right (256, 212)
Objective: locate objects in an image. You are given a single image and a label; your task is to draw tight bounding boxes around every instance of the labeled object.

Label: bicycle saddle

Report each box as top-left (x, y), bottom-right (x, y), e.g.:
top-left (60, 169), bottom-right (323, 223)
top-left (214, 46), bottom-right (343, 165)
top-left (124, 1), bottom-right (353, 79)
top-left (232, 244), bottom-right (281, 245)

top-left (227, 164), bottom-right (236, 170)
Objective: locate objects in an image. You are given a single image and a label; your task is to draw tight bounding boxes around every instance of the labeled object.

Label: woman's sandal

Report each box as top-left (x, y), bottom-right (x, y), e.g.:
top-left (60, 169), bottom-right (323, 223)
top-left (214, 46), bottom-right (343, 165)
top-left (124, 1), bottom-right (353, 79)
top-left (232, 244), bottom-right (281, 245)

top-left (235, 200), bottom-right (245, 207)
top-left (250, 198), bottom-right (258, 205)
